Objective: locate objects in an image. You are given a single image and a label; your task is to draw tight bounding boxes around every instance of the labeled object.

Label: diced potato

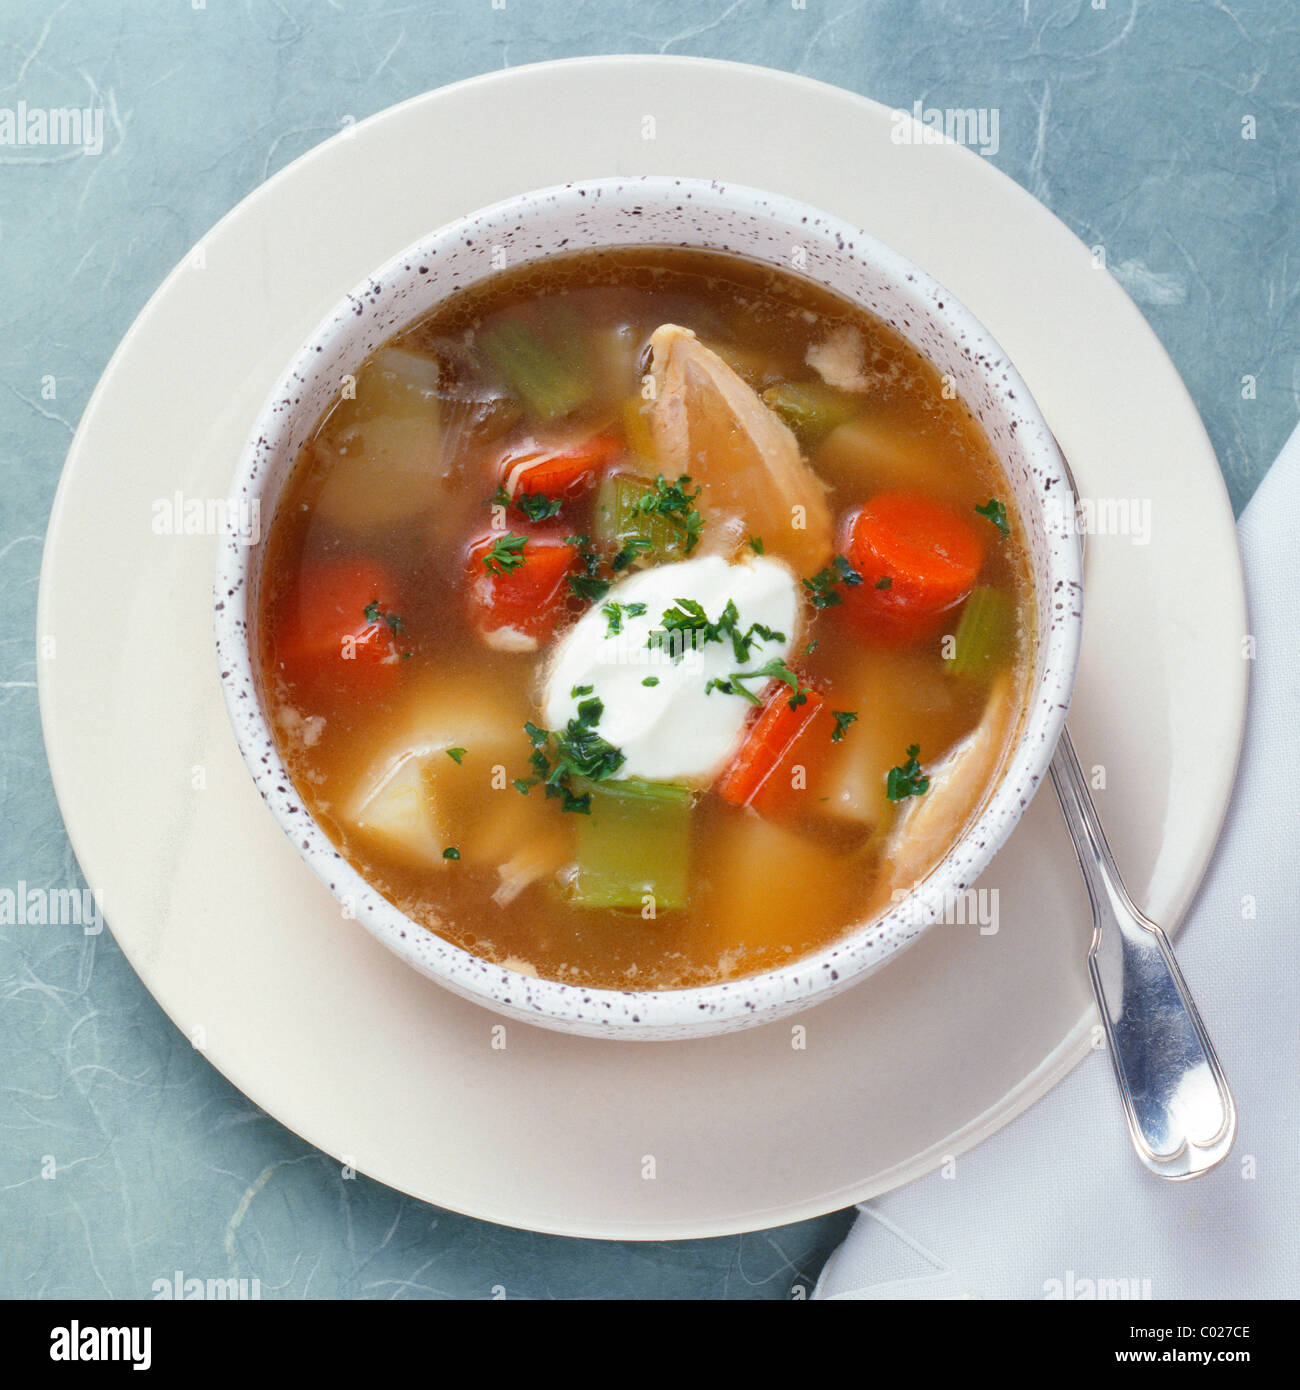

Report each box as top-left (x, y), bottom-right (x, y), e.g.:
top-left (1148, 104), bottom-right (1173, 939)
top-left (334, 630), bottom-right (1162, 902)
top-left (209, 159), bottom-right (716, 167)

top-left (694, 814), bottom-right (850, 961)
top-left (813, 413), bottom-right (972, 505)
top-left (348, 750), bottom-right (445, 865)
top-left (311, 347), bottom-right (443, 531)
top-left (467, 777), bottom-right (574, 901)
top-left (341, 678), bottom-right (548, 872)
top-left (645, 324), bottom-right (834, 575)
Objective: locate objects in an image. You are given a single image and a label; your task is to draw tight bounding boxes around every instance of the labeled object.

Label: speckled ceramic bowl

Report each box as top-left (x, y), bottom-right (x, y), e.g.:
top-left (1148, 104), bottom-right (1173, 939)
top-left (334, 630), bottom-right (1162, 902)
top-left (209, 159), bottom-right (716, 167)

top-left (214, 176), bottom-right (1082, 1041)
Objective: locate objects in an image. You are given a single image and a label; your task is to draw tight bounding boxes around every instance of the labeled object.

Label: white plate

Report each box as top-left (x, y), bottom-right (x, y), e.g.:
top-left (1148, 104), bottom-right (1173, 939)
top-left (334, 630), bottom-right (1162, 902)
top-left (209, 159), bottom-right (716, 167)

top-left (38, 57), bottom-right (1247, 1239)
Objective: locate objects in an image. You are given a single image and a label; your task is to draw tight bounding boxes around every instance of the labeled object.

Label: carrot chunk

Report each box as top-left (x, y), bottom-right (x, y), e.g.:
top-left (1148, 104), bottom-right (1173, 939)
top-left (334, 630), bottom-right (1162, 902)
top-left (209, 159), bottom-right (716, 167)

top-left (499, 431), bottom-right (624, 500)
top-left (465, 531), bottom-right (577, 649)
top-left (841, 491), bottom-right (985, 644)
top-left (717, 685), bottom-right (831, 814)
top-left (274, 555), bottom-right (404, 695)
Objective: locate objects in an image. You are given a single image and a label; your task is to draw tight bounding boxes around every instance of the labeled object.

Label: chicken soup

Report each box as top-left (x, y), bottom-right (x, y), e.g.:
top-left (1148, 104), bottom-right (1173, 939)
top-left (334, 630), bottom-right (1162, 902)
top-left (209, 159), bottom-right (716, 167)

top-left (257, 246), bottom-right (1033, 990)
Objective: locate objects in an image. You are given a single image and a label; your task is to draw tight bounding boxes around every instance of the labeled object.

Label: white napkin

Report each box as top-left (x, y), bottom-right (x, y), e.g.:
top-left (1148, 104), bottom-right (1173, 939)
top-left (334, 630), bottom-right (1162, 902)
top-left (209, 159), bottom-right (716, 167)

top-left (815, 421), bottom-right (1300, 1300)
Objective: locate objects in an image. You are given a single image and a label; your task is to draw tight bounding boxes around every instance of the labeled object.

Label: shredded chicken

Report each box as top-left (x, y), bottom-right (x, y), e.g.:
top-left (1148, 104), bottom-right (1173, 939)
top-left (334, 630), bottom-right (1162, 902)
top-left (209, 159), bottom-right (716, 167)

top-left (645, 324), bottom-right (834, 575)
top-left (805, 324), bottom-right (870, 393)
top-left (882, 671), bottom-right (1016, 892)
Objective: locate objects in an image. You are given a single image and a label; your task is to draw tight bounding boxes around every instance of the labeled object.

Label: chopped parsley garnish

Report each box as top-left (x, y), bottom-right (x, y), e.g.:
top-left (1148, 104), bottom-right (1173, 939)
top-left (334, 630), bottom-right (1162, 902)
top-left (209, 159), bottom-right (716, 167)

top-left (570, 684), bottom-right (594, 698)
top-left (830, 711), bottom-right (858, 743)
top-left (611, 535), bottom-right (654, 572)
top-left (492, 482), bottom-right (564, 523)
top-left (727, 657), bottom-right (810, 710)
top-left (641, 676), bottom-right (660, 687)
top-left (975, 498), bottom-right (1010, 537)
top-left (363, 599), bottom-right (406, 635)
top-left (518, 699), bottom-right (625, 814)
top-left (875, 575), bottom-right (893, 590)
top-left (565, 533), bottom-right (610, 602)
top-left (513, 776), bottom-right (538, 795)
top-left (445, 747), bottom-right (467, 764)
top-left (804, 638), bottom-right (819, 656)
top-left (749, 535), bottom-right (765, 555)
top-left (629, 474), bottom-right (704, 554)
top-left (442, 847), bottom-right (461, 860)
top-left (363, 599), bottom-right (413, 658)
top-left (648, 597), bottom-right (784, 664)
top-left (601, 600), bottom-right (647, 637)
top-left (886, 744), bottom-right (930, 801)
top-left (482, 531), bottom-right (528, 576)
top-left (802, 553), bottom-right (863, 609)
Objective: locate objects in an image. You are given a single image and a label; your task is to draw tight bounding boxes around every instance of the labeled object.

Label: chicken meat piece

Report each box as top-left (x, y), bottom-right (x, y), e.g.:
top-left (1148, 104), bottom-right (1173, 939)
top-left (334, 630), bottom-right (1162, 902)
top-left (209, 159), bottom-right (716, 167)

top-left (645, 324), bottom-right (834, 575)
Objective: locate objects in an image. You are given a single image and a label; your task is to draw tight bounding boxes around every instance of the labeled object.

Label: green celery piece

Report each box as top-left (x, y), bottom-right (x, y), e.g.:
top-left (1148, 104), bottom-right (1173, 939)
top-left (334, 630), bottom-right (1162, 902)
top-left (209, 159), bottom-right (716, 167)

top-left (479, 310), bottom-right (591, 421)
top-left (945, 586), bottom-right (1009, 680)
top-left (593, 471), bottom-right (682, 564)
top-left (760, 380), bottom-right (860, 446)
top-left (570, 778), bottom-right (692, 911)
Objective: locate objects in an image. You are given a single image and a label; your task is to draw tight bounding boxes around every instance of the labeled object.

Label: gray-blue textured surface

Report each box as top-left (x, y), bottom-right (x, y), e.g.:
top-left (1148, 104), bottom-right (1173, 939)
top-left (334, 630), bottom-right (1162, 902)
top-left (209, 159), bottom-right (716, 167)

top-left (2, 0), bottom-right (1296, 1300)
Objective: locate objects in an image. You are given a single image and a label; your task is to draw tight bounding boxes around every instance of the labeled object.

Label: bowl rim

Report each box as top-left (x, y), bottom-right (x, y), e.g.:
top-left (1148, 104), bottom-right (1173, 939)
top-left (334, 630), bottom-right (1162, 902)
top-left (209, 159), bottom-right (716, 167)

top-left (213, 173), bottom-right (1083, 1038)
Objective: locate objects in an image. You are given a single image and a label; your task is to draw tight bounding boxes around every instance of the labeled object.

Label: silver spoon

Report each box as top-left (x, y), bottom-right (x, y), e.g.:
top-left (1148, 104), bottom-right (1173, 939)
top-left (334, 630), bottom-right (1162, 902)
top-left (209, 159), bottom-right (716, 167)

top-left (1050, 451), bottom-right (1236, 1178)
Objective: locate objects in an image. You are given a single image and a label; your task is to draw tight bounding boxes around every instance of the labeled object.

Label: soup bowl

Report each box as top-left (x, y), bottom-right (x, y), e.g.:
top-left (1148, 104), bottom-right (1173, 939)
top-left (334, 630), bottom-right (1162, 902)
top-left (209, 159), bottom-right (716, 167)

top-left (214, 176), bottom-right (1082, 1040)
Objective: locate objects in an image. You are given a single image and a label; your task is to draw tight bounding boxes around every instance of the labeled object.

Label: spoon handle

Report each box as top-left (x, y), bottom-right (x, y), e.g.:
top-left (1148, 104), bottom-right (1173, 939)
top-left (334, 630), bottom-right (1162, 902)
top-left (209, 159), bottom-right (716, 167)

top-left (1049, 728), bottom-right (1236, 1178)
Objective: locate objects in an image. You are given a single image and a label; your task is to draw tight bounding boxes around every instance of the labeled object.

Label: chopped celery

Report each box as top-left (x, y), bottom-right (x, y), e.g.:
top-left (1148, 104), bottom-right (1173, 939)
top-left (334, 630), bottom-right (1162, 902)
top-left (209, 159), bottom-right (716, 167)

top-left (570, 778), bottom-right (692, 911)
top-left (479, 308), bottom-right (592, 420)
top-left (945, 586), bottom-right (1009, 680)
top-left (760, 380), bottom-right (860, 446)
top-left (593, 470), bottom-right (685, 566)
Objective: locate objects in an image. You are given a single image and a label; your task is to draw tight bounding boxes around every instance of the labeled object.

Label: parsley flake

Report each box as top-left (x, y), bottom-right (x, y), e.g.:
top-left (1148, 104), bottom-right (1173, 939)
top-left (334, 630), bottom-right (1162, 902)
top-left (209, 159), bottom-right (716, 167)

top-left (565, 534), bottom-right (610, 602)
top-left (630, 474), bottom-right (704, 554)
top-left (517, 701), bottom-right (625, 814)
top-left (886, 744), bottom-right (930, 801)
top-left (802, 553), bottom-right (863, 609)
top-left (482, 532), bottom-right (528, 577)
top-left (975, 498), bottom-right (1010, 537)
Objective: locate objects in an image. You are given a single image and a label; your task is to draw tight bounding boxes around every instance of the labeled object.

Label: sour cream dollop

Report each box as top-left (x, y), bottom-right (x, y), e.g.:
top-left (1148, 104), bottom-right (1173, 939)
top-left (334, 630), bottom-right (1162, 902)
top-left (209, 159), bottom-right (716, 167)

top-left (542, 554), bottom-right (801, 784)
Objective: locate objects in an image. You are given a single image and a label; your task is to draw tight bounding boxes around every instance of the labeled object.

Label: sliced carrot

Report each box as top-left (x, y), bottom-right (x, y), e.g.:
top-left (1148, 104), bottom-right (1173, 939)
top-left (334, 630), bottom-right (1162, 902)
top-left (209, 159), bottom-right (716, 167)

top-left (841, 491), bottom-right (985, 644)
top-left (499, 431), bottom-right (624, 500)
top-left (274, 554), bottom-right (404, 695)
top-left (465, 531), bottom-right (577, 648)
top-left (717, 685), bottom-right (832, 814)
